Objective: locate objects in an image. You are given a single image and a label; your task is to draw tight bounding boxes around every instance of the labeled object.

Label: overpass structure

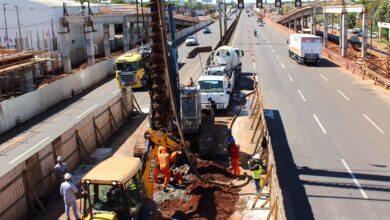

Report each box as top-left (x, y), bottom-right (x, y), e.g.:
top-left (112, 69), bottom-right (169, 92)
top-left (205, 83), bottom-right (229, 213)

top-left (58, 7), bottom-right (201, 72)
top-left (275, 3), bottom-right (367, 58)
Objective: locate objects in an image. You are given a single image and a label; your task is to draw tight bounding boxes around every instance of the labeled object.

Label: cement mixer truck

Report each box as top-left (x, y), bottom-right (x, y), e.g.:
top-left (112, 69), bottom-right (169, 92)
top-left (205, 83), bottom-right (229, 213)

top-left (200, 46), bottom-right (244, 110)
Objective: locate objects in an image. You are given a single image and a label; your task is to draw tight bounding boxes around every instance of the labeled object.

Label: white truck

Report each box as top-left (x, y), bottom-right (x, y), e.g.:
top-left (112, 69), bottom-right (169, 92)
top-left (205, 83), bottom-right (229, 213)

top-left (288, 34), bottom-right (322, 64)
top-left (197, 75), bottom-right (232, 111)
top-left (209, 46), bottom-right (243, 75)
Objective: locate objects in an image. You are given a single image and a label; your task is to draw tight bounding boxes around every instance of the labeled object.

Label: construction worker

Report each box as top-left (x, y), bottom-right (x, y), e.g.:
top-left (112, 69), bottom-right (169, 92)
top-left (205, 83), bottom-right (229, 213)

top-left (225, 128), bottom-right (236, 152)
top-left (54, 156), bottom-right (67, 183)
top-left (153, 146), bottom-right (166, 182)
top-left (158, 147), bottom-right (172, 191)
top-left (229, 143), bottom-right (241, 176)
top-left (170, 151), bottom-right (183, 187)
top-left (60, 173), bottom-right (80, 220)
top-left (248, 154), bottom-right (263, 194)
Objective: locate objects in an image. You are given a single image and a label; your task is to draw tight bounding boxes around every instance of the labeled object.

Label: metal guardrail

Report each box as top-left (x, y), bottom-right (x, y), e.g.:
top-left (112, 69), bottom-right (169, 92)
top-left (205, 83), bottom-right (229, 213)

top-left (362, 66), bottom-right (390, 89)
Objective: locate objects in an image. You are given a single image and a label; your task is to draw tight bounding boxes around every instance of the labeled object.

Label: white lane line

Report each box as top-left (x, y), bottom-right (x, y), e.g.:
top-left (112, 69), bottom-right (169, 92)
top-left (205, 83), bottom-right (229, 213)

top-left (272, 49), bottom-right (275, 53)
top-left (320, 74), bottom-right (329, 82)
top-left (337, 89), bottom-right (350, 101)
top-left (9, 137), bottom-right (51, 164)
top-left (313, 114), bottom-right (327, 134)
top-left (76, 103), bottom-right (98, 119)
top-left (276, 55), bottom-right (280, 60)
top-left (363, 114), bottom-right (385, 134)
top-left (281, 63), bottom-right (286, 69)
top-left (287, 73), bottom-right (294, 82)
top-left (269, 45), bottom-right (272, 48)
top-left (298, 89), bottom-right (306, 102)
top-left (253, 63), bottom-right (256, 69)
top-left (341, 159), bottom-right (368, 199)
top-left (112, 89), bottom-right (120, 95)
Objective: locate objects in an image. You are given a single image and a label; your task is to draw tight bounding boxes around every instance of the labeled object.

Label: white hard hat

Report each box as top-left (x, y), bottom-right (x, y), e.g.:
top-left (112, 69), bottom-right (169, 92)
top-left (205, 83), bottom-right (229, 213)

top-left (253, 154), bottom-right (261, 160)
top-left (57, 156), bottom-right (63, 162)
top-left (64, 173), bottom-right (72, 180)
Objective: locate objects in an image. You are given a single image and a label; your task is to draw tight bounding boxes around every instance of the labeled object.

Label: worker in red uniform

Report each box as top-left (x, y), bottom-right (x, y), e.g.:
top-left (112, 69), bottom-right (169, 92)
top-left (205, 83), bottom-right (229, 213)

top-left (230, 143), bottom-right (241, 176)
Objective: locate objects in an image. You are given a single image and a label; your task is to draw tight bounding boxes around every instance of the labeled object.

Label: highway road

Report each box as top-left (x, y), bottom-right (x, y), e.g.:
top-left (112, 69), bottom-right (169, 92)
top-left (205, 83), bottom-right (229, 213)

top-left (234, 11), bottom-right (390, 219)
top-left (0, 17), bottom-right (233, 178)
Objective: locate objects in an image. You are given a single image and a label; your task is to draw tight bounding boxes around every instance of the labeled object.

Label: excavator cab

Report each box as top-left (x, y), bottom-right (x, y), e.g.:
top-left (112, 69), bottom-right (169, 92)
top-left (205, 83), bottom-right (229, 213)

top-left (80, 157), bottom-right (157, 220)
top-left (180, 86), bottom-right (202, 134)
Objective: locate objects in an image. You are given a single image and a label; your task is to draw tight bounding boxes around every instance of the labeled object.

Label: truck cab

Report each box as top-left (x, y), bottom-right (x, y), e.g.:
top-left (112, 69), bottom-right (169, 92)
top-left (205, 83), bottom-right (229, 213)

top-left (80, 157), bottom-right (157, 220)
top-left (198, 75), bottom-right (231, 110)
top-left (115, 53), bottom-right (146, 89)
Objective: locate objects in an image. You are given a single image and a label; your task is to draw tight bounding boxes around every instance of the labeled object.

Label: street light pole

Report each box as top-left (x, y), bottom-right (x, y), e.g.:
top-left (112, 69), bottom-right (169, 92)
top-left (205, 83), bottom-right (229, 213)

top-left (15, 5), bottom-right (23, 51)
top-left (3, 4), bottom-right (9, 49)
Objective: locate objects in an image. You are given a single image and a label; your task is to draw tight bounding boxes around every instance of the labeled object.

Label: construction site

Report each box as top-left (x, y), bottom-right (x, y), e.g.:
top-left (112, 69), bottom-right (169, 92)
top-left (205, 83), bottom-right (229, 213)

top-left (1, 1), bottom-right (390, 220)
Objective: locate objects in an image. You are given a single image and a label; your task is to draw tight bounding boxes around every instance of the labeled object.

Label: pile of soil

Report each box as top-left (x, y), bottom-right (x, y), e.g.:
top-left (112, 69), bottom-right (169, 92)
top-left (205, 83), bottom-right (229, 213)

top-left (157, 160), bottom-right (239, 220)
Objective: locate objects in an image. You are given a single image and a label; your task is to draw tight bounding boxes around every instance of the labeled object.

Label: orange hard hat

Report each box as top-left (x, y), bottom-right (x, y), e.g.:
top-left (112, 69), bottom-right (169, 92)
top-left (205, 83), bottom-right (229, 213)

top-left (159, 146), bottom-right (168, 153)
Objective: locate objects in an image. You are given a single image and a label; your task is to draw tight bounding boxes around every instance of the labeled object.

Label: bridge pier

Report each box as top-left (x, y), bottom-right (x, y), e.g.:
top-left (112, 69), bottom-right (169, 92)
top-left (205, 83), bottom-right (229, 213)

top-left (289, 20), bottom-right (292, 29)
top-left (103, 24), bottom-right (111, 58)
top-left (294, 15), bottom-right (297, 33)
top-left (85, 24), bottom-right (95, 66)
top-left (123, 18), bottom-right (130, 51)
top-left (59, 26), bottom-right (71, 73)
top-left (323, 13), bottom-right (328, 48)
top-left (361, 12), bottom-right (368, 58)
top-left (341, 12), bottom-right (348, 57)
top-left (339, 18), bottom-right (342, 48)
top-left (300, 13), bottom-right (304, 31)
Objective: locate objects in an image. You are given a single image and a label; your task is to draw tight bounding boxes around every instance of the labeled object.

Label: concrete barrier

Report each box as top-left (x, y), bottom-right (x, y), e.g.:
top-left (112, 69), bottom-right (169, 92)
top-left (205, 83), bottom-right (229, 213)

top-left (0, 91), bottom-right (132, 220)
top-left (0, 59), bottom-right (114, 134)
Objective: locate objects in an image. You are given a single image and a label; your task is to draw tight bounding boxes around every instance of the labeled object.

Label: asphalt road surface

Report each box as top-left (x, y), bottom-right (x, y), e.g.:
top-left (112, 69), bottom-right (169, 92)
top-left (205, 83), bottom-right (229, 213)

top-left (234, 11), bottom-right (390, 220)
top-left (0, 17), bottom-right (233, 178)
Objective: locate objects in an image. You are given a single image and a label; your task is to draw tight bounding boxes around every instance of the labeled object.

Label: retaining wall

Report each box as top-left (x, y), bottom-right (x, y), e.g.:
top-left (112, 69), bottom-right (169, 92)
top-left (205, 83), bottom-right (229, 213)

top-left (0, 90), bottom-right (132, 220)
top-left (0, 58), bottom-right (114, 134)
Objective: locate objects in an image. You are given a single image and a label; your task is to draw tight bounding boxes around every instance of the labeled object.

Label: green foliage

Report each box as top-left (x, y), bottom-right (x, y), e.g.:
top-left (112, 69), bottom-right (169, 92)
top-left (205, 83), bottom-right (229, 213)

top-left (347, 13), bottom-right (358, 28)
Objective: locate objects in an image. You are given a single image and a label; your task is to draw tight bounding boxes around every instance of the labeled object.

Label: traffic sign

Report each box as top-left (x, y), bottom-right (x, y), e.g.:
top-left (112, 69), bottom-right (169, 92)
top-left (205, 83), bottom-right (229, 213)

top-left (275, 0), bottom-right (281, 8)
top-left (238, 0), bottom-right (244, 9)
top-left (295, 0), bottom-right (302, 8)
top-left (256, 0), bottom-right (263, 8)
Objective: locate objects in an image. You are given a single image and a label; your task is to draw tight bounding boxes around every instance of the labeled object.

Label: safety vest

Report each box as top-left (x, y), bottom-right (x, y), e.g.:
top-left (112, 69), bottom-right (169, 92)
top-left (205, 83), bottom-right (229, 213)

top-left (253, 164), bottom-right (262, 179)
top-left (129, 182), bottom-right (137, 191)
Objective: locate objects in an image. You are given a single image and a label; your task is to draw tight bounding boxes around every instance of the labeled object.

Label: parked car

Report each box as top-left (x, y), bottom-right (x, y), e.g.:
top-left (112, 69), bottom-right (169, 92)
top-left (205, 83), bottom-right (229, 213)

top-left (185, 36), bottom-right (198, 46)
top-left (369, 32), bottom-right (379, 38)
top-left (137, 47), bottom-right (152, 57)
top-left (203, 27), bottom-right (211, 34)
top-left (348, 36), bottom-right (362, 47)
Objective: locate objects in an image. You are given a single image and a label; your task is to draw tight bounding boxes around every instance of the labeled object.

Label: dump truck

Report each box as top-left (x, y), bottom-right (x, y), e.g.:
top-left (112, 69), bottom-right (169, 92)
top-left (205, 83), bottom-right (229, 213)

top-left (115, 53), bottom-right (148, 89)
top-left (288, 33), bottom-right (322, 64)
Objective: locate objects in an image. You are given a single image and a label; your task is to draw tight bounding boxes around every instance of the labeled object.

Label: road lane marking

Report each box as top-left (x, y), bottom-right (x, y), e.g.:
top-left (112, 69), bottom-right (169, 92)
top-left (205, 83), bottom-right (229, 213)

top-left (76, 103), bottom-right (98, 119)
top-left (269, 45), bottom-right (272, 48)
top-left (281, 63), bottom-right (286, 69)
top-left (313, 114), bottom-right (327, 134)
top-left (337, 89), bottom-right (350, 101)
top-left (112, 89), bottom-right (120, 95)
top-left (253, 63), bottom-right (256, 69)
top-left (287, 73), bottom-right (294, 82)
top-left (276, 55), bottom-right (280, 60)
top-left (9, 137), bottom-right (51, 164)
top-left (320, 74), bottom-right (329, 82)
top-left (272, 49), bottom-right (275, 53)
top-left (341, 159), bottom-right (368, 199)
top-left (298, 89), bottom-right (306, 102)
top-left (363, 114), bottom-right (385, 134)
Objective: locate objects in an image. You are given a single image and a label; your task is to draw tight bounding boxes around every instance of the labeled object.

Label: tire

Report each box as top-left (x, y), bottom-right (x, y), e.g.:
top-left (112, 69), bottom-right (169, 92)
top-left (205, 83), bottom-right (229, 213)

top-left (138, 199), bottom-right (159, 220)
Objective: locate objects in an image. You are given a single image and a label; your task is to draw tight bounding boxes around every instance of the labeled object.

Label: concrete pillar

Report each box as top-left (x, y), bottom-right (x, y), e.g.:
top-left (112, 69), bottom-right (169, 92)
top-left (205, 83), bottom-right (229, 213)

top-left (339, 17), bottom-right (343, 48)
top-left (294, 15), bottom-right (297, 33)
top-left (59, 26), bottom-right (71, 73)
top-left (21, 69), bottom-right (35, 93)
top-left (301, 14), bottom-right (304, 30)
top-left (361, 13), bottom-right (368, 58)
top-left (123, 18), bottom-right (130, 51)
top-left (323, 13), bottom-right (328, 48)
top-left (85, 25), bottom-right (95, 66)
top-left (312, 10), bottom-right (317, 35)
top-left (289, 20), bottom-right (291, 29)
top-left (103, 24), bottom-right (111, 58)
top-left (341, 13), bottom-right (348, 57)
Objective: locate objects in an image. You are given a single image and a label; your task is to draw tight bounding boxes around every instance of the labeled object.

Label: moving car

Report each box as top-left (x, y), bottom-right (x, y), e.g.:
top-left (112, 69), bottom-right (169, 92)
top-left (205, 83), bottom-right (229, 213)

top-left (185, 36), bottom-right (198, 46)
top-left (203, 27), bottom-right (211, 34)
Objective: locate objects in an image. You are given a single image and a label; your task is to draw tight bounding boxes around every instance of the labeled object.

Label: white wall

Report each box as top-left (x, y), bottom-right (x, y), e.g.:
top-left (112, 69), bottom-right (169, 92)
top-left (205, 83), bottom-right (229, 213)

top-left (0, 59), bottom-right (114, 134)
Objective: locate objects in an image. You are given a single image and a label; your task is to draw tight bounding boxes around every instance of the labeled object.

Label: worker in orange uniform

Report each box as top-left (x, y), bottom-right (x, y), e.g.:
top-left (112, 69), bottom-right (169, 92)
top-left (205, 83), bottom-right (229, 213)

top-left (158, 147), bottom-right (176, 191)
top-left (153, 146), bottom-right (167, 182)
top-left (229, 143), bottom-right (241, 176)
top-left (170, 151), bottom-right (183, 187)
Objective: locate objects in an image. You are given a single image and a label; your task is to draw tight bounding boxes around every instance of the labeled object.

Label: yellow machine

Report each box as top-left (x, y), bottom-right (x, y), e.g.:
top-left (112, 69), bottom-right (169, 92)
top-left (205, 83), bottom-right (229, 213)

top-left (80, 130), bottom-right (182, 220)
top-left (115, 53), bottom-right (146, 89)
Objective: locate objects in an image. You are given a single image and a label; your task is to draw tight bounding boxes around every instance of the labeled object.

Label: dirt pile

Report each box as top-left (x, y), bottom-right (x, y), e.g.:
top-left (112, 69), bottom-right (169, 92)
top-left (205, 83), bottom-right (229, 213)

top-left (157, 160), bottom-right (239, 220)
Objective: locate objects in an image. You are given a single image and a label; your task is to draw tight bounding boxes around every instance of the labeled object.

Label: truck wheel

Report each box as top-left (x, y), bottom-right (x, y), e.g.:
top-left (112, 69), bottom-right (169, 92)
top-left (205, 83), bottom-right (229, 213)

top-left (138, 199), bottom-right (160, 220)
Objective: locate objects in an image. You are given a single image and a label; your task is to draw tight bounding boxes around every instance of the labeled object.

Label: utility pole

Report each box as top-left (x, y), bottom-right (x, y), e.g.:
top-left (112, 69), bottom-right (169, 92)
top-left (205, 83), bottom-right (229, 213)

top-left (223, 0), bottom-right (227, 35)
top-left (3, 4), bottom-right (9, 49)
top-left (15, 5), bottom-right (23, 51)
top-left (218, 2), bottom-right (222, 40)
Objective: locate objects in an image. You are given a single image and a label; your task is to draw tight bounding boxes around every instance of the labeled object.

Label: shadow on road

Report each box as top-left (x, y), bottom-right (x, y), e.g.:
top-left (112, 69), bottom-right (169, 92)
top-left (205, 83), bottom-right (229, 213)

top-left (306, 58), bottom-right (340, 68)
top-left (265, 109), bottom-right (314, 220)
